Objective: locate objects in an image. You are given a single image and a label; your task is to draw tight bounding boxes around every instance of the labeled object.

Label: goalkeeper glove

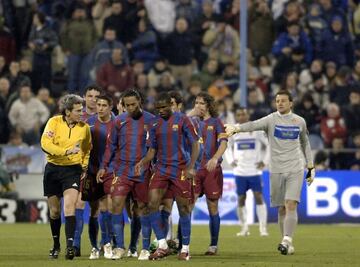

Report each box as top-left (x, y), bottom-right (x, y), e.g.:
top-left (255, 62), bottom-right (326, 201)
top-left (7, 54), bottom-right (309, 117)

top-left (224, 124), bottom-right (240, 137)
top-left (305, 167), bottom-right (315, 186)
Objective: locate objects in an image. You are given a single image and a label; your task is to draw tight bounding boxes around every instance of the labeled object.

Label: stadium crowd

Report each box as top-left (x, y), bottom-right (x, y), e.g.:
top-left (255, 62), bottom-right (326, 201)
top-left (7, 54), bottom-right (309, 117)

top-left (0, 0), bottom-right (360, 170)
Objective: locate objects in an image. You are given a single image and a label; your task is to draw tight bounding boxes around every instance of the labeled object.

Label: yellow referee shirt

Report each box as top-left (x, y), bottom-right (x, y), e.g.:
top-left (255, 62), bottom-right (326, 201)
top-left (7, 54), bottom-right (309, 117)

top-left (41, 115), bottom-right (92, 169)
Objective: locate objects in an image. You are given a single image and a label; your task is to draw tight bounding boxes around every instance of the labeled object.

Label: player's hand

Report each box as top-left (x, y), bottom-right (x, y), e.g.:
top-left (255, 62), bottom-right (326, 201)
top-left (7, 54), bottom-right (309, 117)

top-left (224, 124), bottom-right (239, 137)
top-left (206, 157), bottom-right (218, 172)
top-left (305, 167), bottom-right (315, 186)
top-left (96, 168), bottom-right (105, 183)
top-left (135, 160), bottom-right (143, 176)
top-left (256, 161), bottom-right (265, 170)
top-left (185, 168), bottom-right (196, 180)
top-left (66, 142), bottom-right (81, 155)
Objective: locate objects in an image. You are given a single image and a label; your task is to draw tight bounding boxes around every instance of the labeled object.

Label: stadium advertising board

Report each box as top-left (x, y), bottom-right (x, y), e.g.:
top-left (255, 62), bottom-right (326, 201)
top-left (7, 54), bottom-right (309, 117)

top-left (0, 171), bottom-right (359, 223)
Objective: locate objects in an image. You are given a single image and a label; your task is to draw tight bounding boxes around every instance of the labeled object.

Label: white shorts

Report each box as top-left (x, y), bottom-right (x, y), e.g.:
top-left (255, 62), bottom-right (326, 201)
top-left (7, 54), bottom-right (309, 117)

top-left (269, 170), bottom-right (304, 207)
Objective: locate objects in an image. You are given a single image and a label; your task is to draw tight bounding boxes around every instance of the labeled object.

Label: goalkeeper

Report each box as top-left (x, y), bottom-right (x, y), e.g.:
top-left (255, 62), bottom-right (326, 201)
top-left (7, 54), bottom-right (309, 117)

top-left (225, 90), bottom-right (315, 256)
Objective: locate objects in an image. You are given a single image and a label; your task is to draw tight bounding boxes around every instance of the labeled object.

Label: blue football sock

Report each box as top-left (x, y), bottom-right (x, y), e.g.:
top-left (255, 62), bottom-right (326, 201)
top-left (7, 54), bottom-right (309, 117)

top-left (209, 213), bottom-right (220, 246)
top-left (179, 214), bottom-right (191, 246)
top-left (140, 215), bottom-right (151, 250)
top-left (99, 211), bottom-right (109, 245)
top-left (160, 210), bottom-right (170, 238)
top-left (177, 220), bottom-right (182, 249)
top-left (149, 211), bottom-right (165, 240)
top-left (88, 216), bottom-right (99, 249)
top-left (112, 214), bottom-right (124, 248)
top-left (73, 209), bottom-right (84, 248)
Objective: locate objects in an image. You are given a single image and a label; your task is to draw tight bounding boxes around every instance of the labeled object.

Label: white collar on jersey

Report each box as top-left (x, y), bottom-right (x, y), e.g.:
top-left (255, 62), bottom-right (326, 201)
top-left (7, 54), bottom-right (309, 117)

top-left (277, 110), bottom-right (292, 117)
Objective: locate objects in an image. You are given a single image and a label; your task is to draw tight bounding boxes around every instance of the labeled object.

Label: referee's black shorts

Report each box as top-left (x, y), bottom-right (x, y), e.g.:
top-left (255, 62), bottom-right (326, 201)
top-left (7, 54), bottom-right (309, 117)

top-left (43, 162), bottom-right (82, 197)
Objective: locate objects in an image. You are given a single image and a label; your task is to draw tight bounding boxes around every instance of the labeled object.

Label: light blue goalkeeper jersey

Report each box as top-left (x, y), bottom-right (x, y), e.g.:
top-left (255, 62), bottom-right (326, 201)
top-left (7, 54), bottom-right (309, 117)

top-left (236, 111), bottom-right (313, 173)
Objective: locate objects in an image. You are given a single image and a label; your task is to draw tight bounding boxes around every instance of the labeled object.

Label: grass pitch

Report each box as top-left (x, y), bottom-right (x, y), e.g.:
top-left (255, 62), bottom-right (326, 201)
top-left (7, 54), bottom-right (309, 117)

top-left (0, 223), bottom-right (358, 267)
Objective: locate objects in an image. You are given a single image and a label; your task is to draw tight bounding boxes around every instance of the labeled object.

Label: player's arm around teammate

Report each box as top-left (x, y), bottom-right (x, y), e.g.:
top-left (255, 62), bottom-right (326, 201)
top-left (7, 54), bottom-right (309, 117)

top-left (41, 94), bottom-right (91, 260)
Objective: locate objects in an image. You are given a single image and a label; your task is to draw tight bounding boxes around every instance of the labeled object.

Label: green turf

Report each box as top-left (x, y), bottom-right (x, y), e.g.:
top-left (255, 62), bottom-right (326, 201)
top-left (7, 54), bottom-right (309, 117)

top-left (0, 223), bottom-right (358, 267)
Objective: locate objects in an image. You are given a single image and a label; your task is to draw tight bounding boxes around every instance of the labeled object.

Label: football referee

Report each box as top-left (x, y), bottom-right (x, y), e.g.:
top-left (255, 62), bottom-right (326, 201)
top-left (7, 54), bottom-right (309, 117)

top-left (41, 94), bottom-right (92, 260)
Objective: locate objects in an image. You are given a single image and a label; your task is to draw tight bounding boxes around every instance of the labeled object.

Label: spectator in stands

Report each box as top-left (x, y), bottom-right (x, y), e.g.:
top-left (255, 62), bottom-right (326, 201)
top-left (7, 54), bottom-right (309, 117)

top-left (318, 15), bottom-right (354, 67)
top-left (7, 131), bottom-right (28, 147)
top-left (274, 0), bottom-right (304, 35)
top-left (89, 27), bottom-right (128, 82)
top-left (28, 11), bottom-right (58, 92)
top-left (128, 19), bottom-right (158, 72)
top-left (176, 0), bottom-right (199, 25)
top-left (8, 84), bottom-right (50, 145)
top-left (121, 0), bottom-right (146, 44)
top-left (272, 21), bottom-right (313, 65)
top-left (135, 73), bottom-right (149, 96)
top-left (217, 99), bottom-right (235, 125)
top-left (248, 0), bottom-right (275, 57)
top-left (294, 93), bottom-right (321, 135)
top-left (37, 87), bottom-right (57, 116)
top-left (203, 16), bottom-right (240, 66)
top-left (164, 17), bottom-right (194, 90)
top-left (329, 66), bottom-right (352, 107)
top-left (132, 60), bottom-right (145, 76)
top-left (325, 61), bottom-right (338, 85)
top-left (319, 0), bottom-right (347, 28)
top-left (208, 78), bottom-right (231, 101)
top-left (103, 1), bottom-right (126, 42)
top-left (314, 150), bottom-right (329, 170)
top-left (147, 57), bottom-right (173, 88)
top-left (329, 137), bottom-right (350, 169)
top-left (6, 61), bottom-right (31, 95)
top-left (91, 0), bottom-right (112, 36)
top-left (0, 77), bottom-right (10, 109)
top-left (0, 98), bottom-right (10, 144)
top-left (0, 56), bottom-right (8, 77)
top-left (191, 0), bottom-right (216, 67)
top-left (247, 88), bottom-right (271, 121)
top-left (0, 16), bottom-right (16, 65)
top-left (320, 102), bottom-right (347, 147)
top-left (191, 58), bottom-right (219, 90)
top-left (144, 0), bottom-right (176, 34)
top-left (280, 72), bottom-right (300, 103)
top-left (19, 58), bottom-right (35, 91)
top-left (60, 5), bottom-right (97, 92)
top-left (299, 59), bottom-right (327, 96)
top-left (96, 48), bottom-right (134, 96)
top-left (155, 72), bottom-right (177, 93)
top-left (350, 59), bottom-right (360, 83)
top-left (305, 4), bottom-right (328, 59)
top-left (222, 62), bottom-right (239, 94)
top-left (348, 132), bottom-right (360, 170)
top-left (342, 89), bottom-right (360, 137)
top-left (184, 80), bottom-right (202, 111)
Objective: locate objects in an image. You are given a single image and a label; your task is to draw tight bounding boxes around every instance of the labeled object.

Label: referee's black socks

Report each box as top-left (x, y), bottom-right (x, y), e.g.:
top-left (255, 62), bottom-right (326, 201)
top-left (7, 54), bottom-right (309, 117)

top-left (65, 216), bottom-right (76, 248)
top-left (50, 217), bottom-right (61, 249)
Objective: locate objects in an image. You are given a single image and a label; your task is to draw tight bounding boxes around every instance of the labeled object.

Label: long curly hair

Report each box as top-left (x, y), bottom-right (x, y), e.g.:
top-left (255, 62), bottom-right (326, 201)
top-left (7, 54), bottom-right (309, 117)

top-left (196, 92), bottom-right (218, 118)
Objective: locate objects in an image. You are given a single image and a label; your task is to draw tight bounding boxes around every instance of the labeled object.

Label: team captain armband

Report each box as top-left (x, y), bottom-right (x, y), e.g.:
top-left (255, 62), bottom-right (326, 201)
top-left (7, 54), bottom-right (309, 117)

top-left (218, 133), bottom-right (228, 140)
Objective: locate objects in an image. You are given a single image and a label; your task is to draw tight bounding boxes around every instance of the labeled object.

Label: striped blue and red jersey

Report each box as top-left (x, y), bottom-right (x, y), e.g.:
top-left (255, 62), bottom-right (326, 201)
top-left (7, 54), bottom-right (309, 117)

top-left (86, 114), bottom-right (116, 176)
top-left (102, 111), bottom-right (155, 182)
top-left (199, 117), bottom-right (228, 168)
top-left (185, 116), bottom-right (204, 170)
top-left (81, 107), bottom-right (96, 123)
top-left (149, 112), bottom-right (199, 180)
